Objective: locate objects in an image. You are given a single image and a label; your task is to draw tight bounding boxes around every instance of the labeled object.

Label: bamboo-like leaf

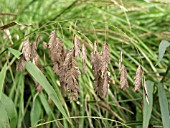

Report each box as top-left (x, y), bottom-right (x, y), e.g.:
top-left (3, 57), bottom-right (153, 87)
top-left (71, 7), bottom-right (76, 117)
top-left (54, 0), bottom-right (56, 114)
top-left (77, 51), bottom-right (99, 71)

top-left (0, 102), bottom-right (10, 128)
top-left (0, 63), bottom-right (7, 100)
top-left (8, 48), bottom-right (21, 59)
top-left (1, 93), bottom-right (17, 128)
top-left (26, 62), bottom-right (71, 123)
top-left (156, 40), bottom-right (170, 65)
top-left (158, 83), bottom-right (170, 128)
top-left (143, 80), bottom-right (154, 128)
top-left (31, 94), bottom-right (42, 126)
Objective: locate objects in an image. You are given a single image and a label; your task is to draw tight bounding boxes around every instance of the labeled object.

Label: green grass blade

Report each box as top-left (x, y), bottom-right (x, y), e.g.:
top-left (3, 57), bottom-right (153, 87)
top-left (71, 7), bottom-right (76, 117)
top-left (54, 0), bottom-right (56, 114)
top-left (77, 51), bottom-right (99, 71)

top-left (8, 48), bottom-right (22, 59)
top-left (0, 63), bottom-right (7, 100)
top-left (158, 83), bottom-right (170, 128)
top-left (156, 40), bottom-right (170, 65)
top-left (1, 93), bottom-right (17, 128)
top-left (25, 62), bottom-right (70, 123)
top-left (31, 94), bottom-right (42, 126)
top-left (0, 102), bottom-right (10, 128)
top-left (143, 80), bottom-right (154, 128)
top-left (39, 93), bottom-right (55, 117)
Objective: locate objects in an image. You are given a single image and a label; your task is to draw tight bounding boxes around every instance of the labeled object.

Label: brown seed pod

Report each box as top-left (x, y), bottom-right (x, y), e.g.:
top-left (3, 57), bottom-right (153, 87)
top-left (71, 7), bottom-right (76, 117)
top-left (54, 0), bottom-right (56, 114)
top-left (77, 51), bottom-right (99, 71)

top-left (22, 39), bottom-right (31, 61)
top-left (120, 65), bottom-right (128, 89)
top-left (134, 65), bottom-right (143, 91)
top-left (16, 55), bottom-right (26, 72)
top-left (82, 43), bottom-right (87, 74)
top-left (90, 42), bottom-right (110, 98)
top-left (74, 37), bottom-right (81, 57)
top-left (48, 31), bottom-right (65, 74)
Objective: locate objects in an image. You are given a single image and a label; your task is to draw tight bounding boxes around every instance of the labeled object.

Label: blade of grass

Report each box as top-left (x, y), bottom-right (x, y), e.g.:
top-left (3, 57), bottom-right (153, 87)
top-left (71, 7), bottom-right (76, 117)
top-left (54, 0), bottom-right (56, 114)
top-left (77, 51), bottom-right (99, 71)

top-left (158, 83), bottom-right (170, 128)
top-left (0, 63), bottom-right (7, 100)
top-left (156, 40), bottom-right (170, 65)
top-left (0, 102), bottom-right (10, 128)
top-left (8, 48), bottom-right (22, 59)
top-left (1, 93), bottom-right (17, 128)
top-left (143, 80), bottom-right (154, 128)
top-left (31, 93), bottom-right (42, 126)
top-left (25, 61), bottom-right (71, 124)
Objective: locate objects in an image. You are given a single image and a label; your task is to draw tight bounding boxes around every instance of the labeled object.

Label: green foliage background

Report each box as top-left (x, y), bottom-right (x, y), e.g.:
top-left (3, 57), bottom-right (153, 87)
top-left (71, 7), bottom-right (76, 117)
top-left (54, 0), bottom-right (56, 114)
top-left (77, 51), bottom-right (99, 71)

top-left (0, 0), bottom-right (170, 127)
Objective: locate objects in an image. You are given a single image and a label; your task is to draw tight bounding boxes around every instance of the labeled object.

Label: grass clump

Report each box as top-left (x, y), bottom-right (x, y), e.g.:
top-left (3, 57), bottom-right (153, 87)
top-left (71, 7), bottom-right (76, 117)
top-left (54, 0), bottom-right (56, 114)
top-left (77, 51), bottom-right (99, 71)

top-left (0, 0), bottom-right (170, 127)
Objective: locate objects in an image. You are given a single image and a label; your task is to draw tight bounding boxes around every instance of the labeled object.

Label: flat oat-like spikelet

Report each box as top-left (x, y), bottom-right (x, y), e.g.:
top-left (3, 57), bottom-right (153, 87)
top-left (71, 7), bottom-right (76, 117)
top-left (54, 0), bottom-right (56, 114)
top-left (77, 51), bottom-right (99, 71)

top-left (82, 43), bottom-right (87, 74)
top-left (95, 71), bottom-right (108, 98)
top-left (22, 39), bottom-right (31, 61)
top-left (90, 42), bottom-right (110, 98)
top-left (63, 48), bottom-right (74, 70)
top-left (90, 52), bottom-right (102, 76)
top-left (100, 42), bottom-right (110, 78)
top-left (120, 65), bottom-right (128, 89)
top-left (48, 31), bottom-right (65, 74)
top-left (74, 37), bottom-right (81, 57)
top-left (16, 55), bottom-right (26, 71)
top-left (134, 65), bottom-right (143, 91)
top-left (65, 59), bottom-right (80, 101)
top-left (101, 42), bottom-right (110, 64)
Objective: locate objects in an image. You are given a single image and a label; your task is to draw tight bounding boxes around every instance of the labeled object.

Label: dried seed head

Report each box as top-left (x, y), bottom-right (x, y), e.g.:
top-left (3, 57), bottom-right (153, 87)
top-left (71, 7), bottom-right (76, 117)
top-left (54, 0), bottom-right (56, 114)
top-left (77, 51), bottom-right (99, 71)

top-left (134, 65), bottom-right (143, 91)
top-left (43, 41), bottom-right (47, 49)
top-left (48, 31), bottom-right (56, 49)
top-left (93, 41), bottom-right (97, 54)
top-left (48, 31), bottom-right (65, 74)
top-left (16, 55), bottom-right (26, 72)
top-left (33, 53), bottom-right (42, 70)
top-left (120, 65), bottom-right (128, 89)
top-left (90, 42), bottom-right (110, 98)
top-left (95, 71), bottom-right (109, 98)
top-left (22, 39), bottom-right (31, 61)
top-left (31, 41), bottom-right (38, 59)
top-left (100, 42), bottom-right (110, 78)
top-left (82, 43), bottom-right (87, 74)
top-left (101, 42), bottom-right (110, 64)
top-left (74, 37), bottom-right (81, 57)
top-left (119, 51), bottom-right (123, 70)
top-left (65, 58), bottom-right (80, 101)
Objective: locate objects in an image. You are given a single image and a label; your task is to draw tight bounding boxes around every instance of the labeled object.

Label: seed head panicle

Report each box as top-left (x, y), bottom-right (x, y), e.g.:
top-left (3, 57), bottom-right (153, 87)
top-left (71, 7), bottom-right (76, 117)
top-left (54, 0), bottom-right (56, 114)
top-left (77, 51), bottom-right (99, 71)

top-left (120, 65), bottom-right (128, 89)
top-left (134, 65), bottom-right (143, 91)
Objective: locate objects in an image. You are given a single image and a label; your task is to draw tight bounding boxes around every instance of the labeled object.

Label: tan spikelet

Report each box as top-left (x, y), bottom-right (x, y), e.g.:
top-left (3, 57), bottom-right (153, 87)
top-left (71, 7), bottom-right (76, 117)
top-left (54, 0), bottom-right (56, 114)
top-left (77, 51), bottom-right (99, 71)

top-left (16, 55), bottom-right (26, 72)
top-left (82, 43), bottom-right (87, 74)
top-left (43, 41), bottom-right (47, 49)
top-left (90, 42), bottom-right (110, 98)
top-left (101, 42), bottom-right (110, 64)
top-left (74, 37), bottom-right (81, 57)
top-left (22, 39), bottom-right (31, 61)
top-left (100, 42), bottom-right (110, 78)
top-left (65, 59), bottom-right (80, 101)
top-left (120, 65), bottom-right (128, 89)
top-left (48, 31), bottom-right (65, 74)
top-left (134, 65), bottom-right (143, 91)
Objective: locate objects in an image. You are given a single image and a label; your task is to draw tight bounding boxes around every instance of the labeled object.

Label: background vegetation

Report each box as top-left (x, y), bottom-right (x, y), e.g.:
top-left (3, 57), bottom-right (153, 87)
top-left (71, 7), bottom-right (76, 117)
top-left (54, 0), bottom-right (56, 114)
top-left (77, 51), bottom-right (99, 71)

top-left (0, 0), bottom-right (170, 127)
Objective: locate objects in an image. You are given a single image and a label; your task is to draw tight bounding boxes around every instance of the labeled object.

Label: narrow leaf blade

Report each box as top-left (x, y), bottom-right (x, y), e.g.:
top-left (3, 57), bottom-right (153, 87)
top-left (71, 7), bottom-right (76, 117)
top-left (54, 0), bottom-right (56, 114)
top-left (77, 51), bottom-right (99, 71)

top-left (0, 63), bottom-right (7, 100)
top-left (31, 95), bottom-right (42, 126)
top-left (25, 62), bottom-right (70, 123)
top-left (158, 83), bottom-right (170, 128)
top-left (156, 40), bottom-right (170, 65)
top-left (143, 80), bottom-right (154, 128)
top-left (8, 48), bottom-right (22, 59)
top-left (1, 93), bottom-right (17, 128)
top-left (0, 102), bottom-right (10, 128)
